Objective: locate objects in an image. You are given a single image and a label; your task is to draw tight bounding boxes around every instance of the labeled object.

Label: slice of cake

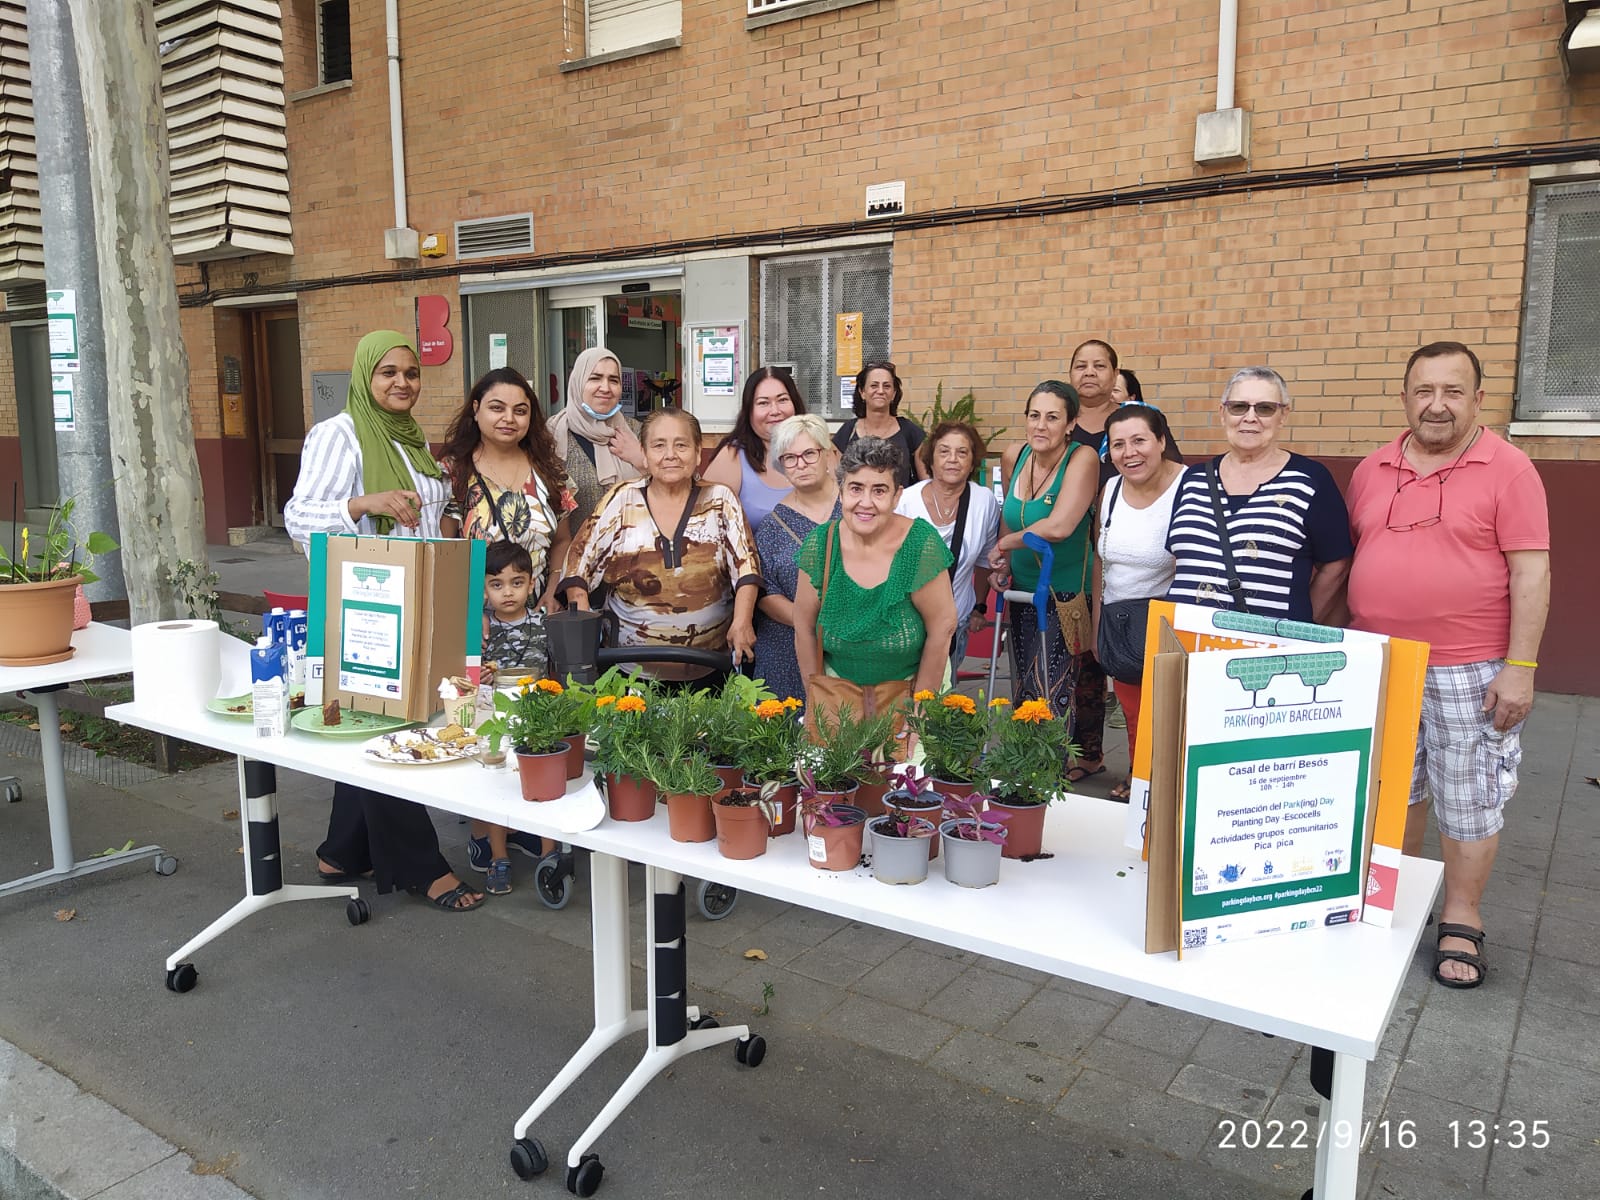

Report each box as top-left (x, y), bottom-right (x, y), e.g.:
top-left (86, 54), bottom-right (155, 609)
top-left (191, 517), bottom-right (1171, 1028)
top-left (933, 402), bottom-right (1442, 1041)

top-left (322, 698), bottom-right (341, 727)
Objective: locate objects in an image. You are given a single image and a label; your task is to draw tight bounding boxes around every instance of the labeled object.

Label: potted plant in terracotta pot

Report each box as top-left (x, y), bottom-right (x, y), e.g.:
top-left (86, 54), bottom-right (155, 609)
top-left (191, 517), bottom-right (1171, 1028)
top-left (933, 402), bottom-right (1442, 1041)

top-left (478, 679), bottom-right (577, 802)
top-left (586, 669), bottom-right (660, 822)
top-left (939, 792), bottom-right (1010, 888)
top-left (906, 688), bottom-right (992, 799)
top-left (0, 495), bottom-right (119, 667)
top-left (730, 696), bottom-right (805, 837)
top-left (701, 673), bottom-right (768, 800)
top-left (645, 691), bottom-right (721, 842)
top-left (797, 769), bottom-right (868, 872)
top-left (712, 780), bottom-right (782, 860)
top-left (866, 803), bottom-right (936, 886)
top-left (979, 698), bottom-right (1077, 858)
top-left (805, 703), bottom-right (896, 807)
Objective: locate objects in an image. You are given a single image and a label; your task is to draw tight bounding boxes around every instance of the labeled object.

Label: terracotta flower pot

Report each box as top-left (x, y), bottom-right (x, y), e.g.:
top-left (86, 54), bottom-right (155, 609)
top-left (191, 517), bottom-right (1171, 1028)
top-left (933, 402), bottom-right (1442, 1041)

top-left (765, 781), bottom-right (799, 838)
top-left (0, 575), bottom-right (81, 667)
top-left (804, 803), bottom-right (867, 871)
top-left (604, 772), bottom-right (657, 822)
top-left (515, 747), bottom-right (568, 802)
top-left (562, 733), bottom-right (587, 780)
top-left (931, 777), bottom-right (977, 801)
top-left (711, 764), bottom-right (744, 802)
top-left (986, 796), bottom-right (1048, 858)
top-left (884, 791), bottom-right (945, 860)
top-left (713, 800), bottom-right (770, 860)
top-left (854, 777), bottom-right (889, 817)
top-left (664, 791), bottom-right (716, 843)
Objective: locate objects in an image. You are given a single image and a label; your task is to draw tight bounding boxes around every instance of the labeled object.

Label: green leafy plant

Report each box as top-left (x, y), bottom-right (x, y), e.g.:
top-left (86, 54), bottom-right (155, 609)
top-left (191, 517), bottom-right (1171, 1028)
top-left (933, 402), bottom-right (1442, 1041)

top-left (732, 697), bottom-right (806, 784)
top-left (910, 382), bottom-right (1005, 475)
top-left (643, 691), bottom-right (721, 796)
top-left (477, 678), bottom-right (575, 756)
top-left (170, 559), bottom-right (253, 642)
top-left (805, 703), bottom-right (897, 793)
top-left (586, 671), bottom-right (660, 778)
top-left (980, 698), bottom-right (1078, 806)
top-left (700, 672), bottom-right (770, 766)
top-left (906, 688), bottom-right (992, 783)
top-left (1, 497), bottom-right (118, 585)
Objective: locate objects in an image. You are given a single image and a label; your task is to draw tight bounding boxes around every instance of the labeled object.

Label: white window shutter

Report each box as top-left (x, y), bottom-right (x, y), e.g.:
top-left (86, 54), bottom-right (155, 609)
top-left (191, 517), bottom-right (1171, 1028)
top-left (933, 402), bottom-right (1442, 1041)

top-left (586, 0), bottom-right (679, 58)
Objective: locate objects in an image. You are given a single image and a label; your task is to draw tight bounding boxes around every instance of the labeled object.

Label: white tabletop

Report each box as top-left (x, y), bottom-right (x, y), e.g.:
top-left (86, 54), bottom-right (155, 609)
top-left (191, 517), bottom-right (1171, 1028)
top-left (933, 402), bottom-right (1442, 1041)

top-left (108, 699), bottom-right (1441, 1059)
top-left (0, 623), bottom-right (133, 693)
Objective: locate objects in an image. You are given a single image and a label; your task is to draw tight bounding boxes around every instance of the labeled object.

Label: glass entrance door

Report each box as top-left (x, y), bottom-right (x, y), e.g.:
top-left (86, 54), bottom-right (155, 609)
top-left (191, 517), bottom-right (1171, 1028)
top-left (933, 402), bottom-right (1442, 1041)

top-left (542, 288), bottom-right (683, 417)
top-left (544, 303), bottom-right (599, 416)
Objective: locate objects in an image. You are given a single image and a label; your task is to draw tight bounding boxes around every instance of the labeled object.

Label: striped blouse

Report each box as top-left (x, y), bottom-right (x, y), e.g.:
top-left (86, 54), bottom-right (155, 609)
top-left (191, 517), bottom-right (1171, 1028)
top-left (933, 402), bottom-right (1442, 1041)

top-left (284, 413), bottom-right (451, 549)
top-left (1164, 453), bottom-right (1352, 622)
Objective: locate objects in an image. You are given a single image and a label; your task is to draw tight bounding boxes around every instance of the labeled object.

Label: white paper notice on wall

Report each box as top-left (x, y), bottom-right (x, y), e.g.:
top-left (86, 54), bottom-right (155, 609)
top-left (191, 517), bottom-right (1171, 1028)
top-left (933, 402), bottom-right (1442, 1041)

top-left (52, 373), bottom-right (76, 431)
top-left (488, 333), bottom-right (508, 370)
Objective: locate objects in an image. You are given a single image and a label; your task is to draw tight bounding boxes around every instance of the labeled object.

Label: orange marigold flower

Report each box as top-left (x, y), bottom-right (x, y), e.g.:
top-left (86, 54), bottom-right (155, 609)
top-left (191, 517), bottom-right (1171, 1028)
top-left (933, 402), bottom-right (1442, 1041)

top-left (913, 689), bottom-right (936, 703)
top-left (988, 697), bottom-right (1010, 707)
top-left (535, 678), bottom-right (564, 695)
top-left (940, 694), bottom-right (977, 715)
top-left (782, 697), bottom-right (802, 710)
top-left (754, 699), bottom-right (786, 719)
top-left (595, 695), bottom-right (617, 709)
top-left (615, 695), bottom-right (646, 714)
top-left (1012, 699), bottom-right (1053, 723)
top-left (516, 676), bottom-right (535, 688)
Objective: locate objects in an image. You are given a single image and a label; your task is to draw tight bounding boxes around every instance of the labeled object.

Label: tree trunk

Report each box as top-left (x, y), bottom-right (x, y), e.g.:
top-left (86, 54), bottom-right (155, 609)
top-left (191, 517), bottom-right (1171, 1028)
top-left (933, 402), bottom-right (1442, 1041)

top-left (64, 0), bottom-right (208, 624)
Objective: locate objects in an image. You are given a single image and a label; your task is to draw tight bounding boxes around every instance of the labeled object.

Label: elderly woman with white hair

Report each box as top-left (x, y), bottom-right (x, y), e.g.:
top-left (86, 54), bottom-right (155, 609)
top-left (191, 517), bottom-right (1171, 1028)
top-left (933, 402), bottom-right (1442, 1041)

top-left (1165, 366), bottom-right (1352, 622)
top-left (751, 413), bottom-right (842, 707)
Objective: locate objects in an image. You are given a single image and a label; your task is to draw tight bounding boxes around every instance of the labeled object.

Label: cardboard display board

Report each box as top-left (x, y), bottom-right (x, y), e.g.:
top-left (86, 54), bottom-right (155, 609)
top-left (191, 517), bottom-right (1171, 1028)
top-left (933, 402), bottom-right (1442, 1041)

top-left (304, 534), bottom-right (485, 721)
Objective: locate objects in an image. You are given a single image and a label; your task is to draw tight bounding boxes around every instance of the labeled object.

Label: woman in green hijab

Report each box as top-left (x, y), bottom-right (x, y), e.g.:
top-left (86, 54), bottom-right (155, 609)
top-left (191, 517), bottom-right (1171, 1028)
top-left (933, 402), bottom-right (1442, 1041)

top-left (286, 330), bottom-right (483, 911)
top-left (285, 330), bottom-right (451, 544)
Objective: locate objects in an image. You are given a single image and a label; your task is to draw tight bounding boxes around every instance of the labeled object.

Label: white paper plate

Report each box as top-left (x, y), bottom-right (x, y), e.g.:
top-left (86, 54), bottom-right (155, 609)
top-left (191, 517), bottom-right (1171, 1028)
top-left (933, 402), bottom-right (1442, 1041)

top-left (363, 727), bottom-right (484, 765)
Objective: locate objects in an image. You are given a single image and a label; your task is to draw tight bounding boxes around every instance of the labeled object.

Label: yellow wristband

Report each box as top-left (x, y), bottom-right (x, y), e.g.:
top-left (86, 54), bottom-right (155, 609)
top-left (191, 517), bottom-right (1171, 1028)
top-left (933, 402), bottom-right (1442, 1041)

top-left (1504, 659), bottom-right (1538, 669)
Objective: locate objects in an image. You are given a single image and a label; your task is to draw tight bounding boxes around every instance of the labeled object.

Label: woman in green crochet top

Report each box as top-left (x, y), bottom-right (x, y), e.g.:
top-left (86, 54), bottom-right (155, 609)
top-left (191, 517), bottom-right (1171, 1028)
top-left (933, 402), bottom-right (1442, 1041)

top-left (793, 437), bottom-right (957, 700)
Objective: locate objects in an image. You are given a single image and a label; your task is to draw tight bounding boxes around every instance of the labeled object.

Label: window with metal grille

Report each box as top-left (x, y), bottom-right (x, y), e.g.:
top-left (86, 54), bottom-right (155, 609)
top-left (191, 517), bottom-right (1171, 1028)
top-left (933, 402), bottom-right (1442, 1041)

top-left (747, 0), bottom-right (809, 13)
top-left (586, 0), bottom-right (680, 58)
top-left (759, 246), bottom-right (892, 420)
top-left (318, 0), bottom-right (351, 86)
top-left (1517, 180), bottom-right (1600, 421)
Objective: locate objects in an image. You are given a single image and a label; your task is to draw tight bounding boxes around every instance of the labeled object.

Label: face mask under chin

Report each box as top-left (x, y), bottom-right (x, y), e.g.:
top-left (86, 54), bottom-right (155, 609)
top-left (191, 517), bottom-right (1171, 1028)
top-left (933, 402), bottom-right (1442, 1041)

top-left (580, 401), bottom-right (621, 421)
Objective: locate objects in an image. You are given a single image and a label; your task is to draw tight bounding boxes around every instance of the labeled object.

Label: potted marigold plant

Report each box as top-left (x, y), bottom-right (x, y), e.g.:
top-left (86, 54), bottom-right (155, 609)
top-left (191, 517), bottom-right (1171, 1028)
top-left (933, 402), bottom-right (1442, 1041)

top-left (906, 689), bottom-right (993, 797)
top-left (0, 495), bottom-right (119, 666)
top-left (731, 695), bottom-right (805, 836)
top-left (587, 671), bottom-right (660, 821)
top-left (980, 698), bottom-right (1078, 858)
top-left (477, 679), bottom-right (577, 802)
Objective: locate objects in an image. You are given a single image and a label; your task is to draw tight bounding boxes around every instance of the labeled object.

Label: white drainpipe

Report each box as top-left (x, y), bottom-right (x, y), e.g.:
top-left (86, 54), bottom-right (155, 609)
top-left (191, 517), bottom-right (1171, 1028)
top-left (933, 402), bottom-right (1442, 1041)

top-left (1195, 0), bottom-right (1248, 163)
top-left (1216, 0), bottom-right (1238, 111)
top-left (386, 0), bottom-right (407, 230)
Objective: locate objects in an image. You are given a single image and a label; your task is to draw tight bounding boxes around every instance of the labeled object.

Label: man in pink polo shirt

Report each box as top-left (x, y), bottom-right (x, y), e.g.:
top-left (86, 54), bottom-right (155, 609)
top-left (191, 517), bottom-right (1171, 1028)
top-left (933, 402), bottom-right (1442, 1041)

top-left (1347, 342), bottom-right (1550, 990)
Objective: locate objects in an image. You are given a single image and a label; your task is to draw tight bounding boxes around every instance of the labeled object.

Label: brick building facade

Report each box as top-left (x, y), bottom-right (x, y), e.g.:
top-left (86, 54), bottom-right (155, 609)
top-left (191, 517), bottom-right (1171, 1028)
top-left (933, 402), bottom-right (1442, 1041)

top-left (4, 0), bottom-right (1598, 689)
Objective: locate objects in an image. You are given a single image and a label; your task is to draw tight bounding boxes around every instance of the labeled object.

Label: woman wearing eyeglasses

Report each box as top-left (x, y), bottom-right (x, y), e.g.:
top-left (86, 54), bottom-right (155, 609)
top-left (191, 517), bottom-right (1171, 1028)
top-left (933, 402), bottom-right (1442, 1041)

top-left (831, 361), bottom-right (928, 488)
top-left (1166, 367), bottom-right (1352, 622)
top-left (751, 414), bottom-right (842, 708)
top-left (703, 366), bottom-right (807, 532)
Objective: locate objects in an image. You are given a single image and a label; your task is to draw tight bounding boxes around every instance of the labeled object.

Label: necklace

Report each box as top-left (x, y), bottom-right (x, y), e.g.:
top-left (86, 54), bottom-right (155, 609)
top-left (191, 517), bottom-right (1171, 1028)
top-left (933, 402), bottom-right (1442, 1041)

top-left (1025, 447), bottom-right (1066, 501)
top-left (925, 483), bottom-right (963, 525)
top-left (475, 453), bottom-right (530, 494)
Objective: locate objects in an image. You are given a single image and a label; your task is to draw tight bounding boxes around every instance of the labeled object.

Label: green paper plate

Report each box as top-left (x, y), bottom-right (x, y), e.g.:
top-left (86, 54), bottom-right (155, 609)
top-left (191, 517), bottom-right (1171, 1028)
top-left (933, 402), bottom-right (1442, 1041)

top-left (207, 694), bottom-right (256, 719)
top-left (290, 705), bottom-right (416, 739)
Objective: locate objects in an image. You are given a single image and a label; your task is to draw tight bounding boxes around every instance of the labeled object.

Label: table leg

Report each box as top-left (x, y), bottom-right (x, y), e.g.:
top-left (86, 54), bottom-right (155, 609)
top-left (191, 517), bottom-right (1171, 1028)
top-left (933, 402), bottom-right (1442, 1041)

top-left (1308, 1046), bottom-right (1367, 1200)
top-left (0, 686), bottom-right (173, 900)
top-left (163, 758), bottom-right (357, 980)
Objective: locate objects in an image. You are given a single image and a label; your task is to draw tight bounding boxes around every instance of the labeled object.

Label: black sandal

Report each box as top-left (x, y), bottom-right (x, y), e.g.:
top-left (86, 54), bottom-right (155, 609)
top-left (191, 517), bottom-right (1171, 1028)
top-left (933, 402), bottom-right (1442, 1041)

top-left (422, 881), bottom-right (484, 912)
top-left (1433, 922), bottom-right (1487, 989)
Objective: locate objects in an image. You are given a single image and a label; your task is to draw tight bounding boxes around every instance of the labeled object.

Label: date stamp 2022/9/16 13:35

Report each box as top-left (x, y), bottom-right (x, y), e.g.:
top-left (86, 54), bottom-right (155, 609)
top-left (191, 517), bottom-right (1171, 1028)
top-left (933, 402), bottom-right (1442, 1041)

top-left (1215, 1117), bottom-right (1553, 1152)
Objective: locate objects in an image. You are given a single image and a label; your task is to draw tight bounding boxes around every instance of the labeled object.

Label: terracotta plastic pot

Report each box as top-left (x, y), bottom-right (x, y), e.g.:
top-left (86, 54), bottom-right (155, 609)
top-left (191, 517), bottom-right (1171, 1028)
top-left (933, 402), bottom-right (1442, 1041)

top-left (713, 800), bottom-right (770, 859)
top-left (515, 747), bottom-right (568, 802)
top-left (0, 576), bottom-right (81, 667)
top-left (867, 815), bottom-right (934, 885)
top-left (604, 772), bottom-right (657, 822)
top-left (940, 818), bottom-right (1005, 888)
top-left (765, 781), bottom-right (799, 838)
top-left (562, 733), bottom-right (587, 780)
top-left (664, 791), bottom-right (716, 843)
top-left (884, 791), bottom-right (945, 860)
top-left (853, 777), bottom-right (889, 818)
top-left (712, 764), bottom-right (744, 803)
top-left (931, 777), bottom-right (977, 801)
top-left (986, 796), bottom-right (1048, 858)
top-left (804, 803), bottom-right (867, 871)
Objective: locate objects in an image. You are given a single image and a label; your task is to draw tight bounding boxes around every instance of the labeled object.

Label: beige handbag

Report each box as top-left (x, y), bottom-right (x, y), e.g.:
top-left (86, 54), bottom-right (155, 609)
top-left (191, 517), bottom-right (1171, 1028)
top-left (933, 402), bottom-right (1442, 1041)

top-left (1049, 544), bottom-right (1093, 658)
top-left (805, 522), bottom-right (911, 744)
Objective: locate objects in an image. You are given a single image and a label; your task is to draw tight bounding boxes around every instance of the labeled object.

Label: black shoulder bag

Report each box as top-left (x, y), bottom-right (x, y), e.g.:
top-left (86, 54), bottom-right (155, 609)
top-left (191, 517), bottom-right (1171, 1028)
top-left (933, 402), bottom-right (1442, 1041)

top-left (1204, 460), bottom-right (1251, 613)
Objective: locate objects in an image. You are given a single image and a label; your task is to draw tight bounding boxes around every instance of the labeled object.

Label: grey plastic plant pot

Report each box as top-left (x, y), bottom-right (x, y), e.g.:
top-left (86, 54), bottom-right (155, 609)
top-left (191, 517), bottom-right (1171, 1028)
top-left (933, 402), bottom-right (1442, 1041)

top-left (867, 814), bottom-right (934, 885)
top-left (939, 818), bottom-right (1004, 888)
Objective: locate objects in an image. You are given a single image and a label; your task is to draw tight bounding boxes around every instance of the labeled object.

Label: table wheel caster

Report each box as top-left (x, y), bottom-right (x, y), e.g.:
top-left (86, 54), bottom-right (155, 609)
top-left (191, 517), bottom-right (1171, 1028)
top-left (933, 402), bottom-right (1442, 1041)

top-left (696, 880), bottom-right (737, 921)
top-left (154, 855), bottom-right (179, 877)
top-left (346, 898), bottom-right (370, 926)
top-left (165, 963), bottom-right (198, 993)
top-left (565, 1153), bottom-right (603, 1197)
top-left (1, 776), bottom-right (20, 803)
top-left (690, 1015), bottom-right (719, 1030)
top-left (536, 856), bottom-right (572, 910)
top-left (735, 1034), bottom-right (766, 1067)
top-left (509, 1136), bottom-right (548, 1180)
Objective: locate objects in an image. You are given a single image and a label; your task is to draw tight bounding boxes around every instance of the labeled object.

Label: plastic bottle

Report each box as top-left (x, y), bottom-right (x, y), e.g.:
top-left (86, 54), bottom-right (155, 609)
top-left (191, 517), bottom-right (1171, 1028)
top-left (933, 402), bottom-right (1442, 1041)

top-left (251, 636), bottom-right (288, 738)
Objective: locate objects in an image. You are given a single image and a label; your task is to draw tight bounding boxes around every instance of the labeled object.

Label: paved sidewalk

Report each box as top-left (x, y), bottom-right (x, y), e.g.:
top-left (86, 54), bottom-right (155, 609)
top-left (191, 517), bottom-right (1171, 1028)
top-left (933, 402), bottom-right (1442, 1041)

top-left (1, 681), bottom-right (1595, 1199)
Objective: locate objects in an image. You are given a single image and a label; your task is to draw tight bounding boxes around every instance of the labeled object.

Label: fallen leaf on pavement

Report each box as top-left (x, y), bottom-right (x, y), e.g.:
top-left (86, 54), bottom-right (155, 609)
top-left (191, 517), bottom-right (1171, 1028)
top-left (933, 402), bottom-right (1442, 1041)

top-left (222, 809), bottom-right (239, 820)
top-left (191, 1152), bottom-right (237, 1176)
top-left (54, 908), bottom-right (76, 922)
top-left (27, 722), bottom-right (39, 731)
top-left (59, 723), bottom-right (74, 733)
top-left (743, 948), bottom-right (768, 960)
top-left (90, 840), bottom-right (134, 858)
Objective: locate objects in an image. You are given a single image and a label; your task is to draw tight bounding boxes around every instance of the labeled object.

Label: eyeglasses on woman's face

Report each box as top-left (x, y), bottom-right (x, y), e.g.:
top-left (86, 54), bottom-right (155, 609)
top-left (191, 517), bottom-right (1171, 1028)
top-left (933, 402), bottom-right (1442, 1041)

top-left (1222, 400), bottom-right (1287, 418)
top-left (778, 446), bottom-right (822, 470)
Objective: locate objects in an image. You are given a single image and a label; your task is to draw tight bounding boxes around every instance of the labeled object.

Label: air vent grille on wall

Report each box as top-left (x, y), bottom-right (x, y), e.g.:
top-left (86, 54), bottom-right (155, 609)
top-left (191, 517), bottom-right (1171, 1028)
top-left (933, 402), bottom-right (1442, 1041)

top-left (157, 0), bottom-right (293, 262)
top-left (454, 214), bottom-right (535, 261)
top-left (0, 1), bottom-right (43, 291)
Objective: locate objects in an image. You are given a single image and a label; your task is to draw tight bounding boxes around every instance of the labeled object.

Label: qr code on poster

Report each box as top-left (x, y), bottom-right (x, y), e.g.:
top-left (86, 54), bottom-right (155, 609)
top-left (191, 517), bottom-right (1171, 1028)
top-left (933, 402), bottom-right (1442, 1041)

top-left (1183, 927), bottom-right (1209, 950)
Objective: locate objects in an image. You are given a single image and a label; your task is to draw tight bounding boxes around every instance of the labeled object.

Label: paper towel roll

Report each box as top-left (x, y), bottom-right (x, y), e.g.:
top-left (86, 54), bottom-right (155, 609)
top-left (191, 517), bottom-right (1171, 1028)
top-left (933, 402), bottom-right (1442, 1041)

top-left (132, 620), bottom-right (221, 712)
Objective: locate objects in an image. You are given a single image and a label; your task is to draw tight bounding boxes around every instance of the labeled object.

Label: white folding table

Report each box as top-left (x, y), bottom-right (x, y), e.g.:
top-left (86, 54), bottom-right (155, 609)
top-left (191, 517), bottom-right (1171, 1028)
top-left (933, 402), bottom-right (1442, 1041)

top-left (1, 624), bottom-right (175, 899)
top-left (107, 698), bottom-right (1440, 1200)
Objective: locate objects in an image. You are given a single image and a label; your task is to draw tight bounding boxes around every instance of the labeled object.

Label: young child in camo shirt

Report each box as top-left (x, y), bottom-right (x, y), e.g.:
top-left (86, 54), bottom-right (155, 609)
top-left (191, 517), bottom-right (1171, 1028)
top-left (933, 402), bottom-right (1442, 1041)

top-left (472, 540), bottom-right (547, 894)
